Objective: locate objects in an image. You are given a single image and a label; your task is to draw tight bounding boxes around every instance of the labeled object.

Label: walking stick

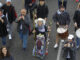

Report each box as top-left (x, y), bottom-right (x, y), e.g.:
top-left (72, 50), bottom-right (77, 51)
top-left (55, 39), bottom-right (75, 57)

top-left (32, 9), bottom-right (37, 56)
top-left (45, 20), bottom-right (52, 55)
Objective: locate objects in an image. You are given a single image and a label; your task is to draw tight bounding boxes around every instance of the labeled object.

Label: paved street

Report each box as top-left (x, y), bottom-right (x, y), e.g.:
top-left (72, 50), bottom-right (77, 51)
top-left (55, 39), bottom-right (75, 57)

top-left (0, 0), bottom-right (79, 60)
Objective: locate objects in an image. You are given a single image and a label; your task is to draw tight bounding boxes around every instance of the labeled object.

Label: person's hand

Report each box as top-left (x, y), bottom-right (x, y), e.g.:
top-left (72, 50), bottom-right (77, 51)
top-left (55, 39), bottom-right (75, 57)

top-left (33, 30), bottom-right (36, 33)
top-left (22, 16), bottom-right (25, 20)
top-left (29, 3), bottom-right (32, 6)
top-left (44, 18), bottom-right (47, 21)
top-left (0, 17), bottom-right (4, 23)
top-left (68, 43), bottom-right (70, 47)
top-left (34, 14), bottom-right (37, 18)
top-left (18, 16), bottom-right (22, 21)
top-left (48, 26), bottom-right (51, 32)
top-left (74, 22), bottom-right (77, 27)
top-left (64, 44), bottom-right (68, 47)
top-left (65, 25), bottom-right (68, 28)
top-left (57, 22), bottom-right (59, 25)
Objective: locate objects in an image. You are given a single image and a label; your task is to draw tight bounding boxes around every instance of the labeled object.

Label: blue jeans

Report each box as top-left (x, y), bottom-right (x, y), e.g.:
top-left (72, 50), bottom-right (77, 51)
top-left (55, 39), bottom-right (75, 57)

top-left (19, 31), bottom-right (29, 48)
top-left (2, 37), bottom-right (6, 45)
top-left (76, 37), bottom-right (80, 46)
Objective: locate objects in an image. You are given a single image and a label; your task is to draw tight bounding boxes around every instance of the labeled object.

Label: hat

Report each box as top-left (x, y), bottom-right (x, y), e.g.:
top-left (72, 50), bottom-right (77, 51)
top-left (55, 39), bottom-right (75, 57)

top-left (0, 2), bottom-right (3, 8)
top-left (6, 0), bottom-right (11, 2)
top-left (68, 34), bottom-right (74, 40)
top-left (35, 18), bottom-right (46, 25)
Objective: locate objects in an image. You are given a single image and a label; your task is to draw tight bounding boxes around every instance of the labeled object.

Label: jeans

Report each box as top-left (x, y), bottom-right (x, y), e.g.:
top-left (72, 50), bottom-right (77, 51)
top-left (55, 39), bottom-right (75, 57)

top-left (19, 31), bottom-right (29, 48)
top-left (2, 37), bottom-right (6, 45)
top-left (7, 23), bottom-right (13, 35)
top-left (76, 37), bottom-right (80, 46)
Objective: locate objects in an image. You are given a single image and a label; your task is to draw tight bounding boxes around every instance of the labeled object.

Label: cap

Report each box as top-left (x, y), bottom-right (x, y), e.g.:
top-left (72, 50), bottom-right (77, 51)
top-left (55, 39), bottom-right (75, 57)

top-left (6, 0), bottom-right (11, 2)
top-left (68, 34), bottom-right (74, 40)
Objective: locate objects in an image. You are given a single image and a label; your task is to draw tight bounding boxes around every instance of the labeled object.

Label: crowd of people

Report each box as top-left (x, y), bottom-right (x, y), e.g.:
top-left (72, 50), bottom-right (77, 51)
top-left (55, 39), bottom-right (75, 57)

top-left (0, 0), bottom-right (79, 60)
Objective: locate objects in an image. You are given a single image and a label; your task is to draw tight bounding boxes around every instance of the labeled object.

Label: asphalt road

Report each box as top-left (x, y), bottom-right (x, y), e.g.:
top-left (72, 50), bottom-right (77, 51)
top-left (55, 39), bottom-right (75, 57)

top-left (0, 0), bottom-right (79, 60)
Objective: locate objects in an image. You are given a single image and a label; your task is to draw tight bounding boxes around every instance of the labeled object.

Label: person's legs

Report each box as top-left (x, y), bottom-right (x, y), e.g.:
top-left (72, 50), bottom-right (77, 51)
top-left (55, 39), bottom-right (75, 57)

top-left (2, 37), bottom-right (6, 45)
top-left (54, 25), bottom-right (59, 48)
top-left (8, 23), bottom-right (13, 40)
top-left (19, 31), bottom-right (23, 40)
top-left (76, 37), bottom-right (80, 48)
top-left (22, 31), bottom-right (29, 49)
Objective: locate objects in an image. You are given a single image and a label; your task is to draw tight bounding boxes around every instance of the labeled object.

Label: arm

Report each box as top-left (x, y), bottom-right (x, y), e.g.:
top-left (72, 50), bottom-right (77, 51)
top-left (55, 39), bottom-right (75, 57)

top-left (11, 6), bottom-right (17, 21)
top-left (73, 11), bottom-right (77, 23)
top-left (45, 5), bottom-right (49, 18)
top-left (53, 12), bottom-right (59, 23)
top-left (66, 13), bottom-right (70, 25)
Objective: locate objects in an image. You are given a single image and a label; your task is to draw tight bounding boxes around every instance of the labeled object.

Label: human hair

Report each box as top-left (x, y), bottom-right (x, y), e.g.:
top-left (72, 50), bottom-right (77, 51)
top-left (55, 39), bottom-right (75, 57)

top-left (0, 46), bottom-right (11, 59)
top-left (59, 5), bottom-right (65, 9)
top-left (77, 2), bottom-right (80, 9)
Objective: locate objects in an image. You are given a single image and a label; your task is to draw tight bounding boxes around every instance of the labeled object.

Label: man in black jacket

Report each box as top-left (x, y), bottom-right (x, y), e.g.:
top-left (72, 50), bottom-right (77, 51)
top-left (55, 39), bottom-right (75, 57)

top-left (25, 0), bottom-right (37, 20)
top-left (36, 0), bottom-right (49, 21)
top-left (2, 0), bottom-right (17, 40)
top-left (73, 3), bottom-right (80, 49)
top-left (53, 6), bottom-right (70, 48)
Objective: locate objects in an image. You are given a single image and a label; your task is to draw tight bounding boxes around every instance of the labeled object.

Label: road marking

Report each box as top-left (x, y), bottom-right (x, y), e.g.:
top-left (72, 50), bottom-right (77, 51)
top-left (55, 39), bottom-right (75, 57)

top-left (56, 40), bottom-right (64, 60)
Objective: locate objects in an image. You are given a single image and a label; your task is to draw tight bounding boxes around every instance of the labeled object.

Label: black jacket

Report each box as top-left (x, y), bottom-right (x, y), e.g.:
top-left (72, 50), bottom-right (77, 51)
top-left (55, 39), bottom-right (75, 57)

top-left (0, 15), bottom-right (8, 37)
top-left (37, 4), bottom-right (49, 19)
top-left (53, 10), bottom-right (70, 25)
top-left (17, 15), bottom-right (30, 34)
top-left (2, 4), bottom-right (17, 23)
top-left (25, 0), bottom-right (32, 7)
top-left (73, 10), bottom-right (80, 27)
top-left (0, 56), bottom-right (13, 60)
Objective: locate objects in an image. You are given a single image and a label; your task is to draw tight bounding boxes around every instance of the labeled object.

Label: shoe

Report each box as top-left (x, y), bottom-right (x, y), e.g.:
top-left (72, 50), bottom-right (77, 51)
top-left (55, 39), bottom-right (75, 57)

top-left (23, 48), bottom-right (26, 51)
top-left (8, 34), bottom-right (12, 40)
top-left (54, 44), bottom-right (58, 48)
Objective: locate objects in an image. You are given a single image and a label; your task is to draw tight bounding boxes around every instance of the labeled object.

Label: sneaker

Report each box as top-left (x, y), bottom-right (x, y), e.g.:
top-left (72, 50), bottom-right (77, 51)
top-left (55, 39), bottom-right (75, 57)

top-left (54, 44), bottom-right (58, 48)
top-left (8, 34), bottom-right (12, 40)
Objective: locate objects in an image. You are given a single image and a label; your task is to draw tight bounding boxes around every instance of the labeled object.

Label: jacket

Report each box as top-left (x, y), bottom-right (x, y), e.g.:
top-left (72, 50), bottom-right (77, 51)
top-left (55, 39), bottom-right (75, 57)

top-left (73, 10), bottom-right (80, 27)
top-left (2, 4), bottom-right (17, 23)
top-left (53, 10), bottom-right (70, 25)
top-left (37, 4), bottom-right (49, 19)
top-left (0, 15), bottom-right (8, 37)
top-left (0, 56), bottom-right (13, 60)
top-left (17, 14), bottom-right (30, 34)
